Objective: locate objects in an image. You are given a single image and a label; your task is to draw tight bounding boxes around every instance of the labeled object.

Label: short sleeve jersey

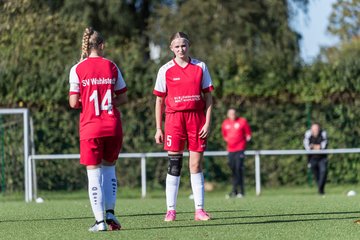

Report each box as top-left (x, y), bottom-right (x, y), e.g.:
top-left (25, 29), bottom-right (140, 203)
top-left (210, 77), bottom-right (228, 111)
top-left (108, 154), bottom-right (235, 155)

top-left (69, 57), bottom-right (127, 140)
top-left (153, 58), bottom-right (214, 113)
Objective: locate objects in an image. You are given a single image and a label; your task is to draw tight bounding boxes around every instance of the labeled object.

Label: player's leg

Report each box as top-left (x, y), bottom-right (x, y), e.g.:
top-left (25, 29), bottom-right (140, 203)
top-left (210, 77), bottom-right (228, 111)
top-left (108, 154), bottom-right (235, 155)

top-left (189, 151), bottom-right (204, 208)
top-left (87, 165), bottom-right (107, 232)
top-left (227, 152), bottom-right (238, 198)
top-left (164, 112), bottom-right (186, 221)
top-left (310, 158), bottom-right (319, 184)
top-left (233, 151), bottom-right (242, 195)
top-left (318, 158), bottom-right (328, 195)
top-left (187, 111), bottom-right (210, 221)
top-left (310, 158), bottom-right (319, 189)
top-left (237, 151), bottom-right (246, 197)
top-left (102, 161), bottom-right (121, 230)
top-left (102, 135), bottom-right (122, 230)
top-left (80, 139), bottom-right (106, 232)
top-left (189, 151), bottom-right (210, 221)
top-left (165, 151), bottom-right (183, 221)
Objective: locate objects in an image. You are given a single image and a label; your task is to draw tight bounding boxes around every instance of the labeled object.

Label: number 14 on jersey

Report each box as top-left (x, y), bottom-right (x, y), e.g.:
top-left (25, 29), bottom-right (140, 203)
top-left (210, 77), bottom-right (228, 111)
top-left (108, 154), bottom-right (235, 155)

top-left (89, 89), bottom-right (113, 116)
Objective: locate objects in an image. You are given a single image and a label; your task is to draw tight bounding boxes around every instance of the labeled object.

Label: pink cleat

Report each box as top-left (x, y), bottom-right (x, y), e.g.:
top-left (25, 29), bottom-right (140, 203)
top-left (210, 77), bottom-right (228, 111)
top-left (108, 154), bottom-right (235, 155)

top-left (106, 212), bottom-right (121, 231)
top-left (194, 209), bottom-right (211, 221)
top-left (164, 210), bottom-right (176, 222)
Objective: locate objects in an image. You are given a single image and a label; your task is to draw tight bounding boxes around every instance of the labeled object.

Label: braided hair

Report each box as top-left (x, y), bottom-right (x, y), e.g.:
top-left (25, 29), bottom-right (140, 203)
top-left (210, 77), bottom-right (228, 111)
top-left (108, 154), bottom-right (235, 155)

top-left (80, 27), bottom-right (104, 61)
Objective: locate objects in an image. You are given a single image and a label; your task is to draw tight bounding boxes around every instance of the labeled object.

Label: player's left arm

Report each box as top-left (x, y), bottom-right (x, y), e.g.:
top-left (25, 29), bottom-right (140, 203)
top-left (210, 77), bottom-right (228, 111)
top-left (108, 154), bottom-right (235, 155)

top-left (199, 62), bottom-right (214, 139)
top-left (221, 122), bottom-right (228, 142)
top-left (199, 92), bottom-right (213, 139)
top-left (113, 92), bottom-right (128, 107)
top-left (244, 120), bottom-right (252, 141)
top-left (320, 130), bottom-right (328, 149)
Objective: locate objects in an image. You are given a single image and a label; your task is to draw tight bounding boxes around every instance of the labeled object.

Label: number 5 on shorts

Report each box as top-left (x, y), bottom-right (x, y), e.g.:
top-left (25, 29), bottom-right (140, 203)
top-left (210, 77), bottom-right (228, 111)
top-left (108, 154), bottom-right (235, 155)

top-left (166, 135), bottom-right (172, 147)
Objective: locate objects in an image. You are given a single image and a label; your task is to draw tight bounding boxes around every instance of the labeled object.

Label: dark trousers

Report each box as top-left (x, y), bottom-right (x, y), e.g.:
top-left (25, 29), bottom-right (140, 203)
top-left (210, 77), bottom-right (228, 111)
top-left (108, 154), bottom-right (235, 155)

top-left (310, 158), bottom-right (328, 194)
top-left (228, 151), bottom-right (245, 195)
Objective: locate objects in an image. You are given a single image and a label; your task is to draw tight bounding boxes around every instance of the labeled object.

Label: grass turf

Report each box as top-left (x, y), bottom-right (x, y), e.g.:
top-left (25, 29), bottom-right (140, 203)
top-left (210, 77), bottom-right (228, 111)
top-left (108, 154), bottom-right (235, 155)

top-left (1, 186), bottom-right (360, 239)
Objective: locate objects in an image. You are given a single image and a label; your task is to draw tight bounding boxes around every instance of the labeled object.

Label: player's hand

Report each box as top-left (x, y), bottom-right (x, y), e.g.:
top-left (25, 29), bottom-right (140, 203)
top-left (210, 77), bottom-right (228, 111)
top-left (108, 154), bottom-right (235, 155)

top-left (155, 129), bottom-right (164, 144)
top-left (199, 123), bottom-right (210, 139)
top-left (313, 144), bottom-right (321, 150)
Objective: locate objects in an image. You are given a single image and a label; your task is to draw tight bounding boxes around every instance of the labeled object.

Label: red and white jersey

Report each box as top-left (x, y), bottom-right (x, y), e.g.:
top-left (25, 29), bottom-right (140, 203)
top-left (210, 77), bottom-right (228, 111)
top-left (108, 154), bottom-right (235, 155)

top-left (69, 57), bottom-right (127, 140)
top-left (153, 58), bottom-right (214, 112)
top-left (221, 117), bottom-right (252, 152)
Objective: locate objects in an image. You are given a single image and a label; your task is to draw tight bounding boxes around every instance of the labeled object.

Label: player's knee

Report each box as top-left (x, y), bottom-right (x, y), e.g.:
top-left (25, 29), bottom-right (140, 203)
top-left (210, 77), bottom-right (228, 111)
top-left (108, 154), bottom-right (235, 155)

top-left (167, 154), bottom-right (183, 176)
top-left (189, 161), bottom-right (202, 173)
top-left (102, 159), bottom-right (116, 166)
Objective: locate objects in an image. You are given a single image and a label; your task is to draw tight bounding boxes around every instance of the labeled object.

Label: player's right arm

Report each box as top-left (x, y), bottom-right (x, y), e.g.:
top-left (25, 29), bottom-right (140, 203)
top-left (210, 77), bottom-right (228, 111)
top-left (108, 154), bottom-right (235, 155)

top-left (153, 66), bottom-right (167, 144)
top-left (155, 96), bottom-right (164, 144)
top-left (221, 121), bottom-right (228, 142)
top-left (303, 130), bottom-right (312, 150)
top-left (69, 65), bottom-right (82, 109)
top-left (69, 94), bottom-right (81, 109)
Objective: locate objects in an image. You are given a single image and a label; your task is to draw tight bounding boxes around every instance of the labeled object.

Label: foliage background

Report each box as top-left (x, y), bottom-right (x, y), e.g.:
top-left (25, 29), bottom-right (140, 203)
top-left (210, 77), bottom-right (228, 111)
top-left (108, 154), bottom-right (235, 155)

top-left (0, 0), bottom-right (359, 192)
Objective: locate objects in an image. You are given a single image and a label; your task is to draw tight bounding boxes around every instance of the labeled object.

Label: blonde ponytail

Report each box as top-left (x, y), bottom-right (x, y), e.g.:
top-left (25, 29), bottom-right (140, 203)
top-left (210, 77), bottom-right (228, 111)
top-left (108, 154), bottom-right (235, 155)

top-left (80, 27), bottom-right (93, 61)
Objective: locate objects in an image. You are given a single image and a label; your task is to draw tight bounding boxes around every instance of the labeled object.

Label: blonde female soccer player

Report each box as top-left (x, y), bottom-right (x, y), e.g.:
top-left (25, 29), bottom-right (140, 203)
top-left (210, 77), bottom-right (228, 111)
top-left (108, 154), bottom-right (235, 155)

top-left (153, 32), bottom-right (214, 221)
top-left (69, 27), bottom-right (127, 232)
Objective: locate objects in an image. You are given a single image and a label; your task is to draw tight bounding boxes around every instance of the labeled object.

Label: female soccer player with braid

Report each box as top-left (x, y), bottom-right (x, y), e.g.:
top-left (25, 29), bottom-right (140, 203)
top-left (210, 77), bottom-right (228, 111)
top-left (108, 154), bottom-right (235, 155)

top-left (69, 27), bottom-right (127, 232)
top-left (154, 32), bottom-right (214, 221)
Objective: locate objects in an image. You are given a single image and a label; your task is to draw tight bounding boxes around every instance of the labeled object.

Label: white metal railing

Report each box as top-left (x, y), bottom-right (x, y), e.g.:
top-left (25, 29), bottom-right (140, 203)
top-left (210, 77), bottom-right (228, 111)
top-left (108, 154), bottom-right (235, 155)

top-left (26, 148), bottom-right (360, 202)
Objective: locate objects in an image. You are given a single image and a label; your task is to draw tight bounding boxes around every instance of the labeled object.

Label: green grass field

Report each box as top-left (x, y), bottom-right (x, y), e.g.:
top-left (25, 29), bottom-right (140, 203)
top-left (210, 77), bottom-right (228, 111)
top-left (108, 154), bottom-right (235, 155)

top-left (2, 186), bottom-right (360, 240)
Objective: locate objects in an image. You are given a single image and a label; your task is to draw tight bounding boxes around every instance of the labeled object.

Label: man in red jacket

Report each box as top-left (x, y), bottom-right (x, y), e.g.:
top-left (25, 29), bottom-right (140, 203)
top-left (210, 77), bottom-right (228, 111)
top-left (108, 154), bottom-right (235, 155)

top-left (221, 108), bottom-right (252, 198)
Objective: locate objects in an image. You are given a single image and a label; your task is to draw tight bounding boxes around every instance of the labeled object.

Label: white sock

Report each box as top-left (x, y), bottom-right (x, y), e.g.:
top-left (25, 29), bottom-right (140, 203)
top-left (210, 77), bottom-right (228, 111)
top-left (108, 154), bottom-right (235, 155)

top-left (87, 168), bottom-right (104, 222)
top-left (166, 174), bottom-right (180, 211)
top-left (191, 172), bottom-right (205, 210)
top-left (102, 165), bottom-right (117, 211)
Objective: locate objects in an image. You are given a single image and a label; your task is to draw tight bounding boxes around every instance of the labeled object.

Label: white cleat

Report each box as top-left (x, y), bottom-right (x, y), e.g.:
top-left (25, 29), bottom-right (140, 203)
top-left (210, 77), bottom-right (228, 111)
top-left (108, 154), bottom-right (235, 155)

top-left (106, 212), bottom-right (121, 231)
top-left (88, 220), bottom-right (107, 232)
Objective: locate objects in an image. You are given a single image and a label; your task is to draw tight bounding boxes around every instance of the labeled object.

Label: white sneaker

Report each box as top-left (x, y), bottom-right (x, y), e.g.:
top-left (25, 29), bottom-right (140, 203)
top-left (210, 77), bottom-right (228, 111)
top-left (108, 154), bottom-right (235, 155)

top-left (106, 212), bottom-right (121, 231)
top-left (236, 194), bottom-right (244, 198)
top-left (88, 220), bottom-right (107, 232)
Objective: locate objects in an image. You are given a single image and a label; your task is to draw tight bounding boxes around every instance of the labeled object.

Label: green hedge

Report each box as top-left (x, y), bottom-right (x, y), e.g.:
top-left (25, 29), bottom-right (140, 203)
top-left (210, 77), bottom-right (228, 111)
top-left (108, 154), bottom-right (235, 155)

top-left (1, 0), bottom-right (360, 192)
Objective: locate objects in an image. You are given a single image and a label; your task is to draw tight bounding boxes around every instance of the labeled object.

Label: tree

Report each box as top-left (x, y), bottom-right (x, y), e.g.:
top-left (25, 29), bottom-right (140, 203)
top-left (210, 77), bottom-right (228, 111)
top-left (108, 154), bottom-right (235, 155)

top-left (11, 0), bottom-right (360, 190)
top-left (328, 0), bottom-right (360, 42)
top-left (148, 0), bottom-right (307, 99)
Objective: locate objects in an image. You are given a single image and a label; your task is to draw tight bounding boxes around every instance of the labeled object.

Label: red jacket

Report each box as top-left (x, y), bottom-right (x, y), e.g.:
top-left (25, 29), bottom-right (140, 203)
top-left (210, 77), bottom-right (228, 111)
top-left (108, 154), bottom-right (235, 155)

top-left (221, 117), bottom-right (251, 152)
